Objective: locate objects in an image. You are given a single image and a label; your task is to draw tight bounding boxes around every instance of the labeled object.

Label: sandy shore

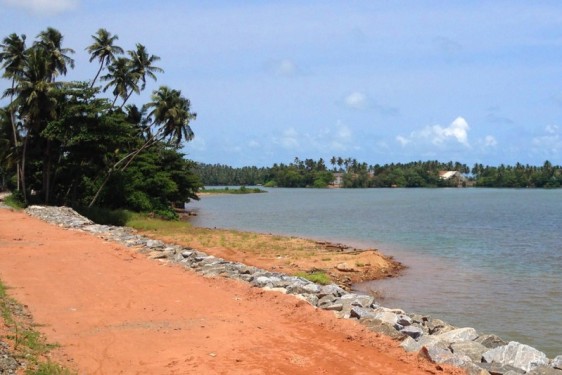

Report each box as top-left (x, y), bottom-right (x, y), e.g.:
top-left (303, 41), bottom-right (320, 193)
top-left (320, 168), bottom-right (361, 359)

top-left (0, 208), bottom-right (464, 374)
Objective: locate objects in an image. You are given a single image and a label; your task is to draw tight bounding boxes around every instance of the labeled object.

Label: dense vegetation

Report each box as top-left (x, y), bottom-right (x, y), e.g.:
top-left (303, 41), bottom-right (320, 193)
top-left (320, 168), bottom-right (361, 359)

top-left (196, 158), bottom-right (562, 188)
top-left (0, 28), bottom-right (201, 217)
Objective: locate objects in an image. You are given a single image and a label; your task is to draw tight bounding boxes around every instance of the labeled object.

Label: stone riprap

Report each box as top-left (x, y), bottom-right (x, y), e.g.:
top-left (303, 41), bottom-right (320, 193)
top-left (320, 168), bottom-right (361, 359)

top-left (22, 206), bottom-right (562, 375)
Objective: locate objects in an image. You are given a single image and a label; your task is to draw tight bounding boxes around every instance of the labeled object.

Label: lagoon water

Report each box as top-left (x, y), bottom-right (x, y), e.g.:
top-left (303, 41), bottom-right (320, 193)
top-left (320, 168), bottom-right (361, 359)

top-left (188, 188), bottom-right (562, 357)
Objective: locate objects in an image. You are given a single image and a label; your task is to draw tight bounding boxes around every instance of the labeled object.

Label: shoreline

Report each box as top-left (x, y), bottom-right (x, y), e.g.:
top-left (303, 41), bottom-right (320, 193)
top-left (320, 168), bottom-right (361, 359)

top-left (5, 205), bottom-right (561, 374)
top-left (0, 205), bottom-right (465, 375)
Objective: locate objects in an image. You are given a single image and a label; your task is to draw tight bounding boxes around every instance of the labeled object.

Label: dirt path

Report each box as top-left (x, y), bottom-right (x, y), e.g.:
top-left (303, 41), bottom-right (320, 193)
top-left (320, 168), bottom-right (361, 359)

top-left (0, 209), bottom-right (463, 374)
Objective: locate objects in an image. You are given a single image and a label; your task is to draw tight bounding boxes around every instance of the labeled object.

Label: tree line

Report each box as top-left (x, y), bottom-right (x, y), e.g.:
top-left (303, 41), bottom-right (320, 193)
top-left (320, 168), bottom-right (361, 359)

top-left (0, 28), bottom-right (201, 217)
top-left (196, 158), bottom-right (562, 188)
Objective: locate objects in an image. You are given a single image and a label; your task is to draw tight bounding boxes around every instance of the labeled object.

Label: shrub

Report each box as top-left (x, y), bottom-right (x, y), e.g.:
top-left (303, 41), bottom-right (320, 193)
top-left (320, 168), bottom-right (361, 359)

top-left (75, 206), bottom-right (132, 226)
top-left (294, 271), bottom-right (331, 285)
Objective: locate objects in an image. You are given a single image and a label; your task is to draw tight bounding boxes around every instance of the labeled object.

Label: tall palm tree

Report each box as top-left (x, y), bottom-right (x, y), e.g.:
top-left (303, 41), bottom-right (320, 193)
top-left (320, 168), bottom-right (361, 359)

top-left (86, 28), bottom-right (123, 88)
top-left (0, 33), bottom-right (27, 190)
top-left (146, 86), bottom-right (195, 146)
top-left (8, 47), bottom-right (59, 202)
top-left (101, 57), bottom-right (138, 107)
top-left (118, 44), bottom-right (163, 108)
top-left (35, 27), bottom-right (75, 82)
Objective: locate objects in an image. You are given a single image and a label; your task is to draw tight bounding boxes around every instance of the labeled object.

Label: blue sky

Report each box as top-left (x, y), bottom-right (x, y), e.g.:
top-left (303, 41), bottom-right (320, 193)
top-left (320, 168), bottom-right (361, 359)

top-left (2, 1), bottom-right (562, 167)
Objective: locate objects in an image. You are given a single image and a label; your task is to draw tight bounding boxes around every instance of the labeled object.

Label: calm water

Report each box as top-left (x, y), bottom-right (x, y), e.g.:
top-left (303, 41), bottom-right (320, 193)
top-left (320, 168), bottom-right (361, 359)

top-left (188, 188), bottom-right (562, 357)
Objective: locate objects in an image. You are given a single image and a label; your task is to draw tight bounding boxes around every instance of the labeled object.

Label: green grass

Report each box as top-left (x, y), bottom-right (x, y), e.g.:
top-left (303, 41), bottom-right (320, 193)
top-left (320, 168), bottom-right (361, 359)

top-left (294, 271), bottom-right (332, 285)
top-left (0, 279), bottom-right (76, 375)
top-left (3, 193), bottom-right (26, 209)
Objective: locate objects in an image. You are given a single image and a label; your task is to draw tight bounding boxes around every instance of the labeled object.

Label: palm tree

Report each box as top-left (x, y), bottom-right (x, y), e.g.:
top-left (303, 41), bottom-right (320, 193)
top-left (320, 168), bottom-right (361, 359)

top-left (118, 44), bottom-right (163, 108)
top-left (8, 47), bottom-right (59, 202)
top-left (35, 27), bottom-right (75, 82)
top-left (101, 57), bottom-right (138, 106)
top-left (0, 33), bottom-right (27, 191)
top-left (86, 28), bottom-right (123, 88)
top-left (89, 86), bottom-right (196, 207)
top-left (147, 86), bottom-right (195, 146)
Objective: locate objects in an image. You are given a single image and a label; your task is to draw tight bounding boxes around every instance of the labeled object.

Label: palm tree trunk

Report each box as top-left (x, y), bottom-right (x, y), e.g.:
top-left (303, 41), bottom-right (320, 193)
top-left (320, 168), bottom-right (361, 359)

top-left (90, 62), bottom-right (104, 89)
top-left (8, 79), bottom-right (21, 191)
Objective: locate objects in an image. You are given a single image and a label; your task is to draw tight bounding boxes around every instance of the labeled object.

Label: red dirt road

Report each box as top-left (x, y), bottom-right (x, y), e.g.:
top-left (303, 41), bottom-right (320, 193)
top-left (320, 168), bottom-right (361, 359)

top-left (0, 209), bottom-right (463, 374)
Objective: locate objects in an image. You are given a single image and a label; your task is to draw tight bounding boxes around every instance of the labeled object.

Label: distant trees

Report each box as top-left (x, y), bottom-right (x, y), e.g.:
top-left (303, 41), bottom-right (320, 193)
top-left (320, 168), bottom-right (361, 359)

top-left (0, 27), bottom-right (201, 217)
top-left (195, 158), bottom-right (562, 189)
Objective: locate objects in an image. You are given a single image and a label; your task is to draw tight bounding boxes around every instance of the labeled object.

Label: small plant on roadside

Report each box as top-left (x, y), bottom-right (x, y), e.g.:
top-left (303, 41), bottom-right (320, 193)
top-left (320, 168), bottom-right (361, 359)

top-left (294, 271), bottom-right (331, 285)
top-left (4, 191), bottom-right (26, 209)
top-left (0, 279), bottom-right (75, 375)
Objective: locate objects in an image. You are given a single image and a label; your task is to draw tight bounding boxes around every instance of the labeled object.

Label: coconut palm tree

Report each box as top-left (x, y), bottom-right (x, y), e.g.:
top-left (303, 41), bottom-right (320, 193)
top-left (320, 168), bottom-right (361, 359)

top-left (146, 86), bottom-right (195, 146)
top-left (35, 27), bottom-right (75, 82)
top-left (0, 33), bottom-right (27, 190)
top-left (86, 28), bottom-right (123, 88)
top-left (8, 47), bottom-right (59, 202)
top-left (101, 57), bottom-right (138, 107)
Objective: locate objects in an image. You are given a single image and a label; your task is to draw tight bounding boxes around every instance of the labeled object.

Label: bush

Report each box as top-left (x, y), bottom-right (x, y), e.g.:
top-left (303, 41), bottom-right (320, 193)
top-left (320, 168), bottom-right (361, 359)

top-left (75, 206), bottom-right (132, 226)
top-left (4, 191), bottom-right (26, 209)
top-left (294, 271), bottom-right (331, 285)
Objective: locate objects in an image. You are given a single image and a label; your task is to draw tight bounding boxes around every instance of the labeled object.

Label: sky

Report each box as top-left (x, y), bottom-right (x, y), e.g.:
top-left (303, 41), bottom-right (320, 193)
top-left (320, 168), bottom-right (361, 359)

top-left (1, 1), bottom-right (562, 167)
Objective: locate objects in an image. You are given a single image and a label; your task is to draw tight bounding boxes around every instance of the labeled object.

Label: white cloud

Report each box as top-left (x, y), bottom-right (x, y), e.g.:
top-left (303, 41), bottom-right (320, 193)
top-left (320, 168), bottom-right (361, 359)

top-left (269, 58), bottom-right (299, 77)
top-left (545, 124), bottom-right (559, 134)
top-left (275, 127), bottom-right (300, 149)
top-left (2, 0), bottom-right (78, 15)
top-left (397, 116), bottom-right (471, 147)
top-left (396, 135), bottom-right (411, 146)
top-left (532, 125), bottom-right (562, 155)
top-left (483, 135), bottom-right (497, 147)
top-left (345, 91), bottom-right (367, 110)
top-left (248, 140), bottom-right (261, 149)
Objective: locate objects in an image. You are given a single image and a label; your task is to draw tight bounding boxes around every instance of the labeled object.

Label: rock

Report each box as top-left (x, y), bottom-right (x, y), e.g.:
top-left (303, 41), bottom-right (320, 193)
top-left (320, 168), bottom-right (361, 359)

top-left (477, 362), bottom-right (525, 375)
top-left (418, 344), bottom-right (458, 364)
top-left (350, 295), bottom-right (374, 308)
top-left (350, 306), bottom-right (377, 320)
top-left (426, 318), bottom-right (456, 335)
top-left (295, 293), bottom-right (318, 306)
top-left (317, 295), bottom-right (337, 307)
top-left (437, 327), bottom-right (478, 344)
top-left (361, 318), bottom-right (405, 340)
top-left (335, 262), bottom-right (356, 272)
top-left (552, 356), bottom-right (562, 370)
top-left (476, 334), bottom-right (508, 349)
top-left (322, 303), bottom-right (343, 311)
top-left (318, 284), bottom-right (346, 298)
top-left (527, 365), bottom-right (562, 375)
top-left (460, 362), bottom-right (492, 375)
top-left (451, 341), bottom-right (488, 362)
top-left (146, 239), bottom-right (164, 248)
top-left (400, 335), bottom-right (444, 353)
top-left (396, 314), bottom-right (413, 327)
top-left (482, 342), bottom-right (549, 373)
top-left (400, 325), bottom-right (424, 340)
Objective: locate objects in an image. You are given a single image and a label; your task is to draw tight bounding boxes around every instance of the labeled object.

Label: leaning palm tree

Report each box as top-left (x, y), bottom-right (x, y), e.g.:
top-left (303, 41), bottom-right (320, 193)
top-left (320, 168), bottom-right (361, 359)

top-left (146, 86), bottom-right (196, 146)
top-left (86, 28), bottom-right (123, 88)
top-left (35, 27), bottom-right (75, 82)
top-left (119, 43), bottom-right (163, 108)
top-left (88, 86), bottom-right (195, 207)
top-left (0, 33), bottom-right (27, 191)
top-left (101, 57), bottom-right (138, 107)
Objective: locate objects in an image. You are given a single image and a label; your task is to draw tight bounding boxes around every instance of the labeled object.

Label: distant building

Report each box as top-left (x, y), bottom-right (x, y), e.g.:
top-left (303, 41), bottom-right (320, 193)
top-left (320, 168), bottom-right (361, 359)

top-left (331, 172), bottom-right (344, 188)
top-left (438, 171), bottom-right (466, 187)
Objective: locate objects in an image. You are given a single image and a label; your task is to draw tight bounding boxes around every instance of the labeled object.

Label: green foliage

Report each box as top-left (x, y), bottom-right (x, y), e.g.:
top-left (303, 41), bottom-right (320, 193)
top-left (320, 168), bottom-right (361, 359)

top-left (4, 191), bottom-right (26, 209)
top-left (294, 271), bottom-right (331, 285)
top-left (75, 206), bottom-right (132, 226)
top-left (27, 362), bottom-right (75, 375)
top-left (0, 28), bottom-right (201, 213)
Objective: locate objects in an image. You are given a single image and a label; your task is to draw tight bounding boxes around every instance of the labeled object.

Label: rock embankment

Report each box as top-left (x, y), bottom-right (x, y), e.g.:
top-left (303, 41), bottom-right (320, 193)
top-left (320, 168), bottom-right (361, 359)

top-left (22, 206), bottom-right (562, 375)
